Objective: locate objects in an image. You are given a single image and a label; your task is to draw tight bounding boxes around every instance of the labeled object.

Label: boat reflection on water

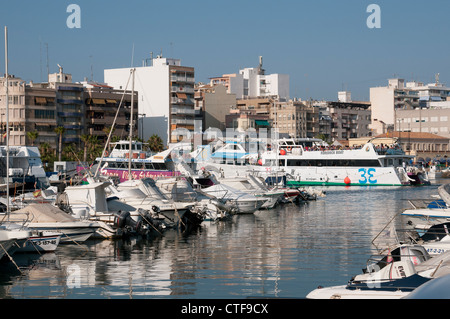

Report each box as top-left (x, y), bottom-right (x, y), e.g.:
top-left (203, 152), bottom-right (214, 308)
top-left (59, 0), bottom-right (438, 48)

top-left (0, 182), bottom-right (447, 299)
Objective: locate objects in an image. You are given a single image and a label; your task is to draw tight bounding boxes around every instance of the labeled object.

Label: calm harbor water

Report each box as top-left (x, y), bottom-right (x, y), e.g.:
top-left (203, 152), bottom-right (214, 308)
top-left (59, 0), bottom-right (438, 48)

top-left (1, 179), bottom-right (449, 299)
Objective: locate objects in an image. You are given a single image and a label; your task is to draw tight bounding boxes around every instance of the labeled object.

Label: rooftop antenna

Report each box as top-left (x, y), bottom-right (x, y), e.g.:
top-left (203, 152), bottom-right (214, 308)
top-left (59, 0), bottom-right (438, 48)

top-left (435, 73), bottom-right (440, 84)
top-left (89, 55), bottom-right (93, 81)
top-left (258, 56), bottom-right (265, 75)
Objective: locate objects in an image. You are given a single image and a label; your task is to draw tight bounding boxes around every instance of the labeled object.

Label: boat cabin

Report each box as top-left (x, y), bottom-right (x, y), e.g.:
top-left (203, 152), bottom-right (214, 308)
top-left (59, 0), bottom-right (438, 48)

top-left (262, 139), bottom-right (413, 168)
top-left (109, 140), bottom-right (149, 159)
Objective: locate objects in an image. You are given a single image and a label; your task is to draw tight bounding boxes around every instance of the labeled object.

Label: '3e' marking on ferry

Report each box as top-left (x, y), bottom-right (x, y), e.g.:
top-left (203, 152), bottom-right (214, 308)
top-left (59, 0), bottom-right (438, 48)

top-left (358, 168), bottom-right (377, 184)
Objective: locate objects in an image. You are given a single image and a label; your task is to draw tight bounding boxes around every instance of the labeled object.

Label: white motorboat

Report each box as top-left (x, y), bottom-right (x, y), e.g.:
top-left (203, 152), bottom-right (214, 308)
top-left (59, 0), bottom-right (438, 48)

top-left (18, 231), bottom-right (62, 253)
top-left (306, 244), bottom-right (435, 299)
top-left (154, 177), bottom-right (233, 221)
top-left (0, 224), bottom-right (31, 259)
top-left (8, 204), bottom-right (102, 243)
top-left (405, 273), bottom-right (450, 299)
top-left (201, 184), bottom-right (266, 214)
top-left (110, 178), bottom-right (204, 229)
top-left (401, 184), bottom-right (450, 231)
top-left (408, 222), bottom-right (450, 256)
top-left (60, 178), bottom-right (177, 237)
top-left (0, 145), bottom-right (50, 191)
top-left (0, 221), bottom-right (62, 253)
top-left (213, 176), bottom-right (283, 209)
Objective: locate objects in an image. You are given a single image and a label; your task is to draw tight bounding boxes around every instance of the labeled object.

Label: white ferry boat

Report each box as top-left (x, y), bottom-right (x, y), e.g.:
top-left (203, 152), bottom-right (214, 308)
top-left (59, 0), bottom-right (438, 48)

top-left (261, 138), bottom-right (415, 187)
top-left (194, 138), bottom-right (416, 187)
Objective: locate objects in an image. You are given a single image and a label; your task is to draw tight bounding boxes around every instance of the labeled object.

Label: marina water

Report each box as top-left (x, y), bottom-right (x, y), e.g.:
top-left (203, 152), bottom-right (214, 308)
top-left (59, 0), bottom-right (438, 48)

top-left (1, 179), bottom-right (448, 299)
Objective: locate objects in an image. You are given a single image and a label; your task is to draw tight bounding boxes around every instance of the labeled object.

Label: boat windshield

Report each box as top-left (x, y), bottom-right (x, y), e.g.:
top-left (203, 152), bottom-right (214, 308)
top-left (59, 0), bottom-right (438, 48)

top-left (114, 143), bottom-right (142, 151)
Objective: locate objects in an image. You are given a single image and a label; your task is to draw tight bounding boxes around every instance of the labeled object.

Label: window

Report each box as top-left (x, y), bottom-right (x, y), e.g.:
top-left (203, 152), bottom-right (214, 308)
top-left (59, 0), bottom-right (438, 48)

top-left (286, 159), bottom-right (381, 167)
top-left (34, 110), bottom-right (55, 119)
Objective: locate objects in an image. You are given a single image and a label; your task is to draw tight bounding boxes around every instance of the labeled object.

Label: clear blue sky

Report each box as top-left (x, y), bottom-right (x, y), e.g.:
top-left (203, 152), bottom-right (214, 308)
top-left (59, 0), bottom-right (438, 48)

top-left (0, 0), bottom-right (449, 101)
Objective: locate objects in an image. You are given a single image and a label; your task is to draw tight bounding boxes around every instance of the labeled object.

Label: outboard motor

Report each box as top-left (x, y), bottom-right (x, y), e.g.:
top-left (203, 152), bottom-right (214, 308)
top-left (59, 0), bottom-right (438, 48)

top-left (138, 208), bottom-right (166, 235)
top-left (114, 211), bottom-right (142, 236)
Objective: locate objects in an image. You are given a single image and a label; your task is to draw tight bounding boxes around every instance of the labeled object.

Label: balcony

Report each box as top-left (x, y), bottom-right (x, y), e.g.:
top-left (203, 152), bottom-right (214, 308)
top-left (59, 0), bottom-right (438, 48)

top-left (170, 86), bottom-right (194, 94)
top-left (171, 118), bottom-right (195, 126)
top-left (171, 76), bottom-right (195, 83)
top-left (171, 107), bottom-right (195, 115)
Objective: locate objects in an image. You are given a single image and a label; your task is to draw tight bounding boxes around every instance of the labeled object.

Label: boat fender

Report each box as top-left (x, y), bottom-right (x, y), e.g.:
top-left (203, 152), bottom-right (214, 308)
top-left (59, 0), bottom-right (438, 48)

top-left (344, 176), bottom-right (351, 185)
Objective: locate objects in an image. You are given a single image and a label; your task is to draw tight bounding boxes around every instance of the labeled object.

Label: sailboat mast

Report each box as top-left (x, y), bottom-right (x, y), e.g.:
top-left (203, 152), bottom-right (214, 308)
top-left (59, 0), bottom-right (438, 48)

top-left (128, 68), bottom-right (135, 180)
top-left (4, 26), bottom-right (9, 214)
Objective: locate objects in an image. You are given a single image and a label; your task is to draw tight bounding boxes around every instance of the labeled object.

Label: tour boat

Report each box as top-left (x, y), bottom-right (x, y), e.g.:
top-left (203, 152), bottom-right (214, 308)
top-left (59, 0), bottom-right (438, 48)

top-left (87, 140), bottom-right (181, 183)
top-left (260, 138), bottom-right (418, 187)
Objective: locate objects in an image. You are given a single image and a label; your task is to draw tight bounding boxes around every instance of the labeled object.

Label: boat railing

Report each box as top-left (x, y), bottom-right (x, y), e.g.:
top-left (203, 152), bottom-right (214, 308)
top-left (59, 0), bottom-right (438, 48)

top-left (406, 199), bottom-right (448, 209)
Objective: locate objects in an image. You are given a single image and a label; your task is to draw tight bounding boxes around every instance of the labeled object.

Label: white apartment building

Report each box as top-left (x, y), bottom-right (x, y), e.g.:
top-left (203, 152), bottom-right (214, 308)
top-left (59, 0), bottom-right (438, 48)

top-left (104, 56), bottom-right (196, 145)
top-left (396, 108), bottom-right (450, 138)
top-left (370, 77), bottom-right (450, 128)
top-left (209, 57), bottom-right (289, 100)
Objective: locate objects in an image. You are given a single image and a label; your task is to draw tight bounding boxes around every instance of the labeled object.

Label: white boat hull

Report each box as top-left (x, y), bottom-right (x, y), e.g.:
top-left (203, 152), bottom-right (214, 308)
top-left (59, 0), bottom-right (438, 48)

top-left (402, 208), bottom-right (450, 230)
top-left (226, 198), bottom-right (266, 214)
top-left (25, 223), bottom-right (99, 243)
top-left (306, 285), bottom-right (411, 299)
top-left (18, 232), bottom-right (62, 253)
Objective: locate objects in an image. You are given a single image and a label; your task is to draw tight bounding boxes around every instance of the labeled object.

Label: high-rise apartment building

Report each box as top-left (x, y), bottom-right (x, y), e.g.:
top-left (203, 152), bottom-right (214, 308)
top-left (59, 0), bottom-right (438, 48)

top-left (0, 75), bottom-right (57, 148)
top-left (0, 70), bottom-right (137, 152)
top-left (104, 56), bottom-right (196, 145)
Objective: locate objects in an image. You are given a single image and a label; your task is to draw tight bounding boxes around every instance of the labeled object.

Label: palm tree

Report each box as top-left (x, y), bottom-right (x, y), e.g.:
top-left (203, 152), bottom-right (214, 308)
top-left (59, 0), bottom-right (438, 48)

top-left (147, 134), bottom-right (164, 153)
top-left (81, 134), bottom-right (90, 162)
top-left (26, 131), bottom-right (39, 146)
top-left (87, 135), bottom-right (102, 162)
top-left (39, 142), bottom-right (55, 172)
top-left (54, 126), bottom-right (66, 162)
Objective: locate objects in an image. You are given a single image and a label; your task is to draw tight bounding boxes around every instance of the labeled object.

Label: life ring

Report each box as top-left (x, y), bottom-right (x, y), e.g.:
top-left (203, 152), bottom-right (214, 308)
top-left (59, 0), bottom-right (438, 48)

top-left (105, 150), bottom-right (109, 156)
top-left (286, 146), bottom-right (292, 152)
